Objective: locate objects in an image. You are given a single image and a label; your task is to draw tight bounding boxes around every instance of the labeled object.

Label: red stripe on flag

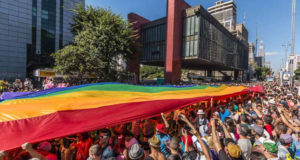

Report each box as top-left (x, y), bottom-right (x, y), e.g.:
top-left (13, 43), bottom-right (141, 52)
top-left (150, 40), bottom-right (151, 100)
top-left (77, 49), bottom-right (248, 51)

top-left (0, 90), bottom-right (248, 150)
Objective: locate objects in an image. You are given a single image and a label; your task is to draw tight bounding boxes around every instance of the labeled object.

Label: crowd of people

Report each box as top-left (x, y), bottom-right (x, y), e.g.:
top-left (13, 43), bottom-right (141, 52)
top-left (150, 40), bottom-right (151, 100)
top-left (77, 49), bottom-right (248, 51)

top-left (0, 81), bottom-right (299, 160)
top-left (0, 78), bottom-right (73, 93)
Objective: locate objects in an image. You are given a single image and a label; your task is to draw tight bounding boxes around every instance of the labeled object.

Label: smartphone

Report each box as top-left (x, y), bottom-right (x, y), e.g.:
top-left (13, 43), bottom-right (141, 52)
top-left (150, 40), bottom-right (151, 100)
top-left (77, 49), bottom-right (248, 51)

top-left (177, 115), bottom-right (182, 120)
top-left (183, 124), bottom-right (191, 132)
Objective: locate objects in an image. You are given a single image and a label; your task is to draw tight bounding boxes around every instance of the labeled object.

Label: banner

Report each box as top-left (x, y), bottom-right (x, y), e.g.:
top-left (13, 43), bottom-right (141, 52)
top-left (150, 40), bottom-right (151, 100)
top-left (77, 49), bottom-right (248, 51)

top-left (0, 83), bottom-right (262, 150)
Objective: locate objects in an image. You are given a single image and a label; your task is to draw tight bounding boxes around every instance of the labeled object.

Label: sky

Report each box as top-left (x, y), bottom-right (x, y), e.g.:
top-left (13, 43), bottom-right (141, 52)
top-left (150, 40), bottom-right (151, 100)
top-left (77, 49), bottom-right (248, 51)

top-left (86, 0), bottom-right (299, 72)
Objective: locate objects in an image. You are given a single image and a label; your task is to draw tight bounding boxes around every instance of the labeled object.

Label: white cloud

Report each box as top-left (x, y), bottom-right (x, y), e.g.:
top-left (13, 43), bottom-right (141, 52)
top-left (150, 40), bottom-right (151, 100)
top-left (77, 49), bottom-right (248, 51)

top-left (265, 52), bottom-right (280, 56)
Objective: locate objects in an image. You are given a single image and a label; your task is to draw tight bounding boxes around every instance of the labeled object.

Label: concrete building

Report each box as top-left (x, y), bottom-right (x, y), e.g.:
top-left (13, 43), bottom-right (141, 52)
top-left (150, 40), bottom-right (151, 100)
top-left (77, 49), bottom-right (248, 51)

top-left (286, 54), bottom-right (300, 74)
top-left (128, 0), bottom-right (248, 84)
top-left (233, 23), bottom-right (248, 45)
top-left (265, 61), bottom-right (270, 68)
top-left (0, 0), bottom-right (85, 80)
top-left (248, 42), bottom-right (255, 66)
top-left (208, 0), bottom-right (236, 32)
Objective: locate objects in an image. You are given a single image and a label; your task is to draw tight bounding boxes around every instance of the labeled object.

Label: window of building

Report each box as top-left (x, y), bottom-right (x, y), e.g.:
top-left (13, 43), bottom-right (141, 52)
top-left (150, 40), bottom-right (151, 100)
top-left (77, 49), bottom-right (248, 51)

top-left (187, 17), bottom-right (191, 36)
top-left (41, 10), bottom-right (48, 19)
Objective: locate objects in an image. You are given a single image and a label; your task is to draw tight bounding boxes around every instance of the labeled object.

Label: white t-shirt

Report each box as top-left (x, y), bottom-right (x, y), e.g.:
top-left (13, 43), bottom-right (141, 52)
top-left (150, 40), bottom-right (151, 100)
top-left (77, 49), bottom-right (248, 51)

top-left (238, 139), bottom-right (252, 160)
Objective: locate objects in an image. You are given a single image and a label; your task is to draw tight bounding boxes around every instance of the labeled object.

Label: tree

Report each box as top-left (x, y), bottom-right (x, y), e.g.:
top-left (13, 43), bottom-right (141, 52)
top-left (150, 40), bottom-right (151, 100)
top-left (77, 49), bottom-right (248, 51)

top-left (254, 67), bottom-right (271, 81)
top-left (52, 5), bottom-right (136, 82)
top-left (71, 5), bottom-right (108, 35)
top-left (140, 65), bottom-right (164, 80)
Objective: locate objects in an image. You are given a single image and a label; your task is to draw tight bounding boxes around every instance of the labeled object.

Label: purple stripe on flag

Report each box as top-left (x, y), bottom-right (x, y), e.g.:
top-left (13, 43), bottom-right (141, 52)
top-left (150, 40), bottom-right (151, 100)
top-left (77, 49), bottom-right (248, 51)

top-left (0, 91), bottom-right (35, 100)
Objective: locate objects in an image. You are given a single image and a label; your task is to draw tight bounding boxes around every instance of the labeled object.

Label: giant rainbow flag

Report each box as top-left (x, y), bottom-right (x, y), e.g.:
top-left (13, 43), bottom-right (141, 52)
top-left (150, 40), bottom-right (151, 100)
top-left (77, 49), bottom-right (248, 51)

top-left (0, 83), bottom-right (261, 150)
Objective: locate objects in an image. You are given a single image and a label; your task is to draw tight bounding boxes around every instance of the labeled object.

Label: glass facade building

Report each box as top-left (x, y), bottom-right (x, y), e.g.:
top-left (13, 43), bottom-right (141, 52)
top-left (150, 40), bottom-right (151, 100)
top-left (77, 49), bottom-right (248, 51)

top-left (140, 5), bottom-right (248, 71)
top-left (140, 18), bottom-right (166, 64)
top-left (0, 0), bottom-right (84, 80)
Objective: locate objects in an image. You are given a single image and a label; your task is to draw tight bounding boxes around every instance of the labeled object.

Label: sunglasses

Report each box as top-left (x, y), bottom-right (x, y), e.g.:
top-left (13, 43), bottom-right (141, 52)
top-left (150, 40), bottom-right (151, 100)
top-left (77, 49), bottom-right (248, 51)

top-left (99, 135), bottom-right (108, 139)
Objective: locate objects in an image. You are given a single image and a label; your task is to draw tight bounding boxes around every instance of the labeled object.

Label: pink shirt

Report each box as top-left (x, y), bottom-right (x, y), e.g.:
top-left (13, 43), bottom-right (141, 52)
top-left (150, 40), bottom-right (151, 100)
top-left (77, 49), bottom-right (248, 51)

top-left (125, 138), bottom-right (138, 149)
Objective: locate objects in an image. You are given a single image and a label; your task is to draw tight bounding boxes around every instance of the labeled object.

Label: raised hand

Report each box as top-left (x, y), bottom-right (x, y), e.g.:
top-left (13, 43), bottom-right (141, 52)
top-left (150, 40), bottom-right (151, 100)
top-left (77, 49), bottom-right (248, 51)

top-left (21, 143), bottom-right (32, 151)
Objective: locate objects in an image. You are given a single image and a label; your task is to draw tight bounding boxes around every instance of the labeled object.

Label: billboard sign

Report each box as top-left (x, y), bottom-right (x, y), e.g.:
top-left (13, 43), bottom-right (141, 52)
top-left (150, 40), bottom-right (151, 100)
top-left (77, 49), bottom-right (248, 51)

top-left (282, 72), bottom-right (291, 81)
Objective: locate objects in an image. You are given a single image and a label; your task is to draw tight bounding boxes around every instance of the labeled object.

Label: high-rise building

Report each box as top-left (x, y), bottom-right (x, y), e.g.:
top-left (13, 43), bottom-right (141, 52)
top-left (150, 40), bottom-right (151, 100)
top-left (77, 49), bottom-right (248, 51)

top-left (256, 40), bottom-right (265, 67)
top-left (0, 0), bottom-right (85, 80)
top-left (255, 56), bottom-right (264, 68)
top-left (258, 40), bottom-right (265, 57)
top-left (248, 42), bottom-right (255, 66)
top-left (248, 42), bottom-right (255, 78)
top-left (208, 0), bottom-right (237, 32)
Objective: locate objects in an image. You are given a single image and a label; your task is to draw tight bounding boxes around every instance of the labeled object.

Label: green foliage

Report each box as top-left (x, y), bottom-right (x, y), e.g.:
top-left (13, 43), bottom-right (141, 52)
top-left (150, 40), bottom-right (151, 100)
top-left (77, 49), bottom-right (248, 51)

top-left (254, 67), bottom-right (271, 81)
top-left (294, 68), bottom-right (300, 80)
top-left (52, 5), bottom-right (136, 82)
top-left (140, 65), bottom-right (164, 79)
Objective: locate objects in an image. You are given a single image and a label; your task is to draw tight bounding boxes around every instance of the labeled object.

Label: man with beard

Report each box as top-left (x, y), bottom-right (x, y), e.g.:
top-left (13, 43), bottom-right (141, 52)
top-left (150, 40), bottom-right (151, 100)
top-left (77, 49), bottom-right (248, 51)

top-left (194, 109), bottom-right (208, 136)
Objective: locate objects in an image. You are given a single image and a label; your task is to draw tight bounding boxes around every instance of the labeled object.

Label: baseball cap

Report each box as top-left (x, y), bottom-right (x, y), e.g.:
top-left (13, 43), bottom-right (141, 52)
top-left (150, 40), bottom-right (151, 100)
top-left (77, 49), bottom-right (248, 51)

top-left (280, 134), bottom-right (293, 144)
top-left (155, 124), bottom-right (166, 134)
top-left (250, 124), bottom-right (264, 136)
top-left (263, 140), bottom-right (278, 153)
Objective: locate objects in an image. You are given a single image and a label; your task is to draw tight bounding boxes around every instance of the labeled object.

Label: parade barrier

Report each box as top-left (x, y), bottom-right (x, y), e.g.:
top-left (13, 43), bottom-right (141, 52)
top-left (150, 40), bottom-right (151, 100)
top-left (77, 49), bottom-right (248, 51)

top-left (0, 83), bottom-right (261, 150)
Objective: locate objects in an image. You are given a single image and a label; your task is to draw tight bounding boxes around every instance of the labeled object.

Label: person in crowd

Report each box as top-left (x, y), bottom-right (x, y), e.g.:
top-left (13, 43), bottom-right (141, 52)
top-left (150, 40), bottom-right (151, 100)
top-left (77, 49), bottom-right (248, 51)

top-left (237, 125), bottom-right (252, 160)
top-left (278, 134), bottom-right (293, 160)
top-left (87, 144), bottom-right (102, 160)
top-left (61, 138), bottom-right (72, 160)
top-left (147, 136), bottom-right (166, 160)
top-left (73, 133), bottom-right (92, 160)
top-left (194, 109), bottom-right (208, 137)
top-left (21, 142), bottom-right (57, 160)
top-left (155, 123), bottom-right (171, 157)
top-left (24, 78), bottom-right (33, 90)
top-left (124, 130), bottom-right (139, 150)
top-left (166, 137), bottom-right (181, 158)
top-left (99, 129), bottom-right (114, 159)
top-left (219, 105), bottom-right (231, 123)
top-left (250, 124), bottom-right (266, 147)
top-left (239, 114), bottom-right (250, 127)
top-left (224, 117), bottom-right (239, 141)
top-left (259, 140), bottom-right (279, 160)
top-left (263, 115), bottom-right (274, 137)
top-left (161, 112), bottom-right (178, 137)
top-left (13, 79), bottom-right (23, 91)
top-left (255, 118), bottom-right (271, 139)
top-left (250, 151), bottom-right (267, 160)
top-left (0, 79), bottom-right (8, 92)
top-left (211, 118), bottom-right (243, 160)
top-left (127, 144), bottom-right (144, 160)
top-left (178, 114), bottom-right (211, 160)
